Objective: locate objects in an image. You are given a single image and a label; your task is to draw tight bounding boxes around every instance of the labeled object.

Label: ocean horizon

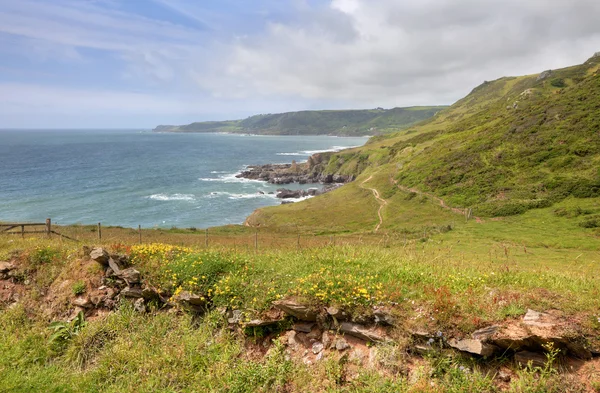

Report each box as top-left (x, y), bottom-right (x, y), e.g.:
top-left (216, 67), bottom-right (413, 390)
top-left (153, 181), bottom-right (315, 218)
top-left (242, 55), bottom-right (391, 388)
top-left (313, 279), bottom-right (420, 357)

top-left (0, 129), bottom-right (367, 228)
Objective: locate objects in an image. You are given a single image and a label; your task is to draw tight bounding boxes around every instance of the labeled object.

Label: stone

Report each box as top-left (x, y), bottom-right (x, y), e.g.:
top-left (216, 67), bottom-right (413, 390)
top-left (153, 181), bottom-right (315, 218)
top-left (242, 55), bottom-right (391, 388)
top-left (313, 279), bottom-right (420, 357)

top-left (448, 338), bottom-right (498, 357)
top-left (246, 319), bottom-right (281, 327)
top-left (496, 369), bottom-right (511, 383)
top-left (106, 287), bottom-right (117, 299)
top-left (90, 248), bottom-right (110, 265)
top-left (276, 189), bottom-right (306, 199)
top-left (293, 322), bottom-right (315, 333)
top-left (339, 322), bottom-right (387, 342)
top-left (410, 329), bottom-right (435, 341)
top-left (89, 293), bottom-right (104, 306)
top-left (121, 286), bottom-right (144, 298)
top-left (335, 338), bottom-right (350, 351)
top-left (486, 311), bottom-right (592, 360)
top-left (72, 296), bottom-right (93, 309)
top-left (536, 70), bottom-right (552, 81)
top-left (413, 344), bottom-right (433, 355)
top-left (133, 298), bottom-right (146, 313)
top-left (566, 341), bottom-right (593, 361)
top-left (472, 325), bottom-right (499, 340)
top-left (173, 291), bottom-right (206, 312)
top-left (306, 328), bottom-right (323, 340)
top-left (107, 257), bottom-right (122, 275)
top-left (273, 299), bottom-right (317, 321)
top-left (514, 351), bottom-right (547, 369)
top-left (287, 331), bottom-right (298, 347)
top-left (326, 306), bottom-right (349, 321)
top-left (117, 268), bottom-right (141, 285)
top-left (228, 310), bottom-right (243, 324)
top-left (322, 331), bottom-right (333, 349)
top-left (373, 306), bottom-right (395, 326)
top-left (0, 262), bottom-right (15, 273)
top-left (312, 342), bottom-right (324, 354)
top-left (141, 287), bottom-right (161, 301)
top-left (448, 325), bottom-right (501, 356)
top-left (523, 309), bottom-right (555, 328)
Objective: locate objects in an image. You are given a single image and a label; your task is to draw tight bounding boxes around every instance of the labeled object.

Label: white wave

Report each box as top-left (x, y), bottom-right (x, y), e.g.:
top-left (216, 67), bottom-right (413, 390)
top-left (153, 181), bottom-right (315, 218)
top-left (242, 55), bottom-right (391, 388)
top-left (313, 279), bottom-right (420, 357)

top-left (148, 193), bottom-right (195, 201)
top-left (199, 173), bottom-right (264, 183)
top-left (204, 191), bottom-right (277, 200)
top-left (284, 195), bottom-right (314, 203)
top-left (276, 145), bottom-right (362, 156)
top-left (210, 171), bottom-right (230, 174)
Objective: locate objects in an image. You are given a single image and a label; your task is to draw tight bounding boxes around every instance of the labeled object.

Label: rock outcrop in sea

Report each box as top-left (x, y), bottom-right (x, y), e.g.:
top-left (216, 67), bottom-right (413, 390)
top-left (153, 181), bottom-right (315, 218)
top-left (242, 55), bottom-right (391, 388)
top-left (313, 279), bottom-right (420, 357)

top-left (236, 152), bottom-right (354, 202)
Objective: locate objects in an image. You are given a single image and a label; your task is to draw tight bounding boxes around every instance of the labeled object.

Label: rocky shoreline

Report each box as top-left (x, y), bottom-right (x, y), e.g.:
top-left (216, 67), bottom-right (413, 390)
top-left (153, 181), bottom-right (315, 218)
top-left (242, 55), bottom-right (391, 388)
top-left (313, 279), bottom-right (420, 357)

top-left (236, 163), bottom-right (354, 185)
top-left (236, 153), bottom-right (354, 202)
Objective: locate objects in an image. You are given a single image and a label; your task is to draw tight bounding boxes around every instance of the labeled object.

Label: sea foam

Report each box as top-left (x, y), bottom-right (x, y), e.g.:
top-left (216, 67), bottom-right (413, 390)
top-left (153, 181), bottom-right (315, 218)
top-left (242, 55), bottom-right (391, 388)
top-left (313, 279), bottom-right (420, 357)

top-left (148, 193), bottom-right (196, 201)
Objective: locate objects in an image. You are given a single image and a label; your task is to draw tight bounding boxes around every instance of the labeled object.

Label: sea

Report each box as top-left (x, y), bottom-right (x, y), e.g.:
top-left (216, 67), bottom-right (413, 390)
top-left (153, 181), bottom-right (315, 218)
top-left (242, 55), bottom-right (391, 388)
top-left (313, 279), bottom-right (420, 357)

top-left (0, 130), bottom-right (368, 228)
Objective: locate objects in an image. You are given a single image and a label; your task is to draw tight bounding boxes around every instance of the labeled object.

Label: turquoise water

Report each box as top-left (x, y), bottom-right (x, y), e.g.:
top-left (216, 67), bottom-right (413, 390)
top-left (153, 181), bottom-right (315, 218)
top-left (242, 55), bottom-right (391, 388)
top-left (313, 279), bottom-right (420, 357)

top-left (0, 130), bottom-right (367, 228)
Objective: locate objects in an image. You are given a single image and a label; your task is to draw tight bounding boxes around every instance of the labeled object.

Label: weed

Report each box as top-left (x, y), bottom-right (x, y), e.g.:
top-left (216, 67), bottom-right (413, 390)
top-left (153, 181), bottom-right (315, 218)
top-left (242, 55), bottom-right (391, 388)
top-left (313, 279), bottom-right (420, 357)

top-left (72, 280), bottom-right (86, 296)
top-left (48, 311), bottom-right (86, 351)
top-left (29, 246), bottom-right (60, 266)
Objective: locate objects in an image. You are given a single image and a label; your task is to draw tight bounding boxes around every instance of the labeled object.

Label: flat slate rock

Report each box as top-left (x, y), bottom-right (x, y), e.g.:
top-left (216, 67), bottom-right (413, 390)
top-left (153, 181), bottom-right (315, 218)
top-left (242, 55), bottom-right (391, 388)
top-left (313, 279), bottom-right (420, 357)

top-left (339, 322), bottom-right (387, 342)
top-left (273, 299), bottom-right (317, 321)
top-left (448, 338), bottom-right (498, 357)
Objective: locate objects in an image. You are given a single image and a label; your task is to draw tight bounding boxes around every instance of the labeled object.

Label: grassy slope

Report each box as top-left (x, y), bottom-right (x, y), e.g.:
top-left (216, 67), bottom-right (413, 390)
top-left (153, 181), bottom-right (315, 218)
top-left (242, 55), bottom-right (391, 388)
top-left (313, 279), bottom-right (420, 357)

top-left (1, 232), bottom-right (599, 392)
top-left (250, 55), bottom-right (600, 232)
top-left (154, 106), bottom-right (447, 136)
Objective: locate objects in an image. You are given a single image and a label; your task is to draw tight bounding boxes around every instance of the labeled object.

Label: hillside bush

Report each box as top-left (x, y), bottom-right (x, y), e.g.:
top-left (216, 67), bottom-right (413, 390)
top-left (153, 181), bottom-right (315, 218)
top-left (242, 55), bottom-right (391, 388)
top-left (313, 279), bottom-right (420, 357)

top-left (475, 199), bottom-right (552, 217)
top-left (550, 78), bottom-right (566, 88)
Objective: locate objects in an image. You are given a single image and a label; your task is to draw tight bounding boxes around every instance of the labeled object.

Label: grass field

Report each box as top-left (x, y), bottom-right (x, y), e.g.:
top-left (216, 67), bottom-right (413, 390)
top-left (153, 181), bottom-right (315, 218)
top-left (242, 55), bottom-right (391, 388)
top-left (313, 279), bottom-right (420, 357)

top-left (1, 196), bottom-right (599, 392)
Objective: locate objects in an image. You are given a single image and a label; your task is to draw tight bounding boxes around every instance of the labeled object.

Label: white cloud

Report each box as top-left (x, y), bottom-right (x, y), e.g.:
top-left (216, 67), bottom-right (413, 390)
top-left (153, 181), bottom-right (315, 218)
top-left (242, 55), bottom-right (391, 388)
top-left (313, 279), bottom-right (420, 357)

top-left (207, 0), bottom-right (600, 107)
top-left (0, 0), bottom-right (599, 127)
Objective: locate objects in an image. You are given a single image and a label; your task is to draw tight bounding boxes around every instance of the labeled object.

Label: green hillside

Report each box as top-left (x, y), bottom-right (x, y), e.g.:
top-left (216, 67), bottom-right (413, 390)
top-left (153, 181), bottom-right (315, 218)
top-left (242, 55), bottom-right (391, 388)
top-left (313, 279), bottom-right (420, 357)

top-left (153, 106), bottom-right (446, 136)
top-left (249, 54), bottom-right (600, 230)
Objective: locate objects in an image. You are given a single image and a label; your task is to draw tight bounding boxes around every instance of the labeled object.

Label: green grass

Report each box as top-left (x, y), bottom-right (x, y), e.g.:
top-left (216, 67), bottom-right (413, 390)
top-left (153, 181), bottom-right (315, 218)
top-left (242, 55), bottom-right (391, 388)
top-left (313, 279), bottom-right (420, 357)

top-left (1, 233), bottom-right (597, 392)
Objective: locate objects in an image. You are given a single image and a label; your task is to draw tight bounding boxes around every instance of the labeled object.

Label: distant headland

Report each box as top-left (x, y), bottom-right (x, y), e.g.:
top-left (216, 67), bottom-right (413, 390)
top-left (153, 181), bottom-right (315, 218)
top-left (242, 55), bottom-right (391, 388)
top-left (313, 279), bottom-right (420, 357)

top-left (153, 106), bottom-right (447, 137)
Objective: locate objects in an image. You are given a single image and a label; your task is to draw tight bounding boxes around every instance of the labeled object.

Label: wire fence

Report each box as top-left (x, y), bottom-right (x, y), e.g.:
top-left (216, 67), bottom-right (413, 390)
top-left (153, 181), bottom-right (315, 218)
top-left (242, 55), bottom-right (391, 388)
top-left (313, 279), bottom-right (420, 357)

top-left (1, 219), bottom-right (425, 250)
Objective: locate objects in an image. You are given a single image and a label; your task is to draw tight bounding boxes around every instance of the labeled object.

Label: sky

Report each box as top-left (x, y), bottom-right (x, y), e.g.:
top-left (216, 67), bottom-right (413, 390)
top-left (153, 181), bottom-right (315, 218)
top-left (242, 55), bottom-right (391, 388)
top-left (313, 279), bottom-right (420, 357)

top-left (0, 0), bottom-right (599, 129)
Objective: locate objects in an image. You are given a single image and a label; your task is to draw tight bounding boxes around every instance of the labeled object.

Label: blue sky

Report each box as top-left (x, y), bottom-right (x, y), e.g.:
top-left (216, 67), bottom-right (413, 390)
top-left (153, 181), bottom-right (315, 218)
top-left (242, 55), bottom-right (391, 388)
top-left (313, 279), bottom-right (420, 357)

top-left (1, 0), bottom-right (599, 128)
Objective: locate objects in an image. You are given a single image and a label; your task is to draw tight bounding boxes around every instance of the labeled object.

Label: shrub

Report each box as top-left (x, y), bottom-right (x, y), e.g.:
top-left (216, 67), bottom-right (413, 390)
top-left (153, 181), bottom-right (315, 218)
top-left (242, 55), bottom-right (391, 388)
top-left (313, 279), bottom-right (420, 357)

top-left (475, 199), bottom-right (552, 217)
top-left (580, 216), bottom-right (600, 228)
top-left (72, 280), bottom-right (86, 296)
top-left (29, 246), bottom-right (61, 266)
top-left (405, 191), bottom-right (417, 200)
top-left (550, 78), bottom-right (566, 88)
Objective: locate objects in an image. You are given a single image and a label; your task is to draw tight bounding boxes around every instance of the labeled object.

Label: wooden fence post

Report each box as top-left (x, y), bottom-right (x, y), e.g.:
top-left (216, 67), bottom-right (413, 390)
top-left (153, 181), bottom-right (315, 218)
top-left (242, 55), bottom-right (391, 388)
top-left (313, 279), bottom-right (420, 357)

top-left (21, 225), bottom-right (25, 239)
top-left (97, 222), bottom-right (102, 241)
top-left (45, 218), bottom-right (51, 238)
top-left (254, 230), bottom-right (258, 250)
top-left (205, 229), bottom-right (208, 247)
top-left (297, 233), bottom-right (300, 249)
top-left (138, 225), bottom-right (142, 244)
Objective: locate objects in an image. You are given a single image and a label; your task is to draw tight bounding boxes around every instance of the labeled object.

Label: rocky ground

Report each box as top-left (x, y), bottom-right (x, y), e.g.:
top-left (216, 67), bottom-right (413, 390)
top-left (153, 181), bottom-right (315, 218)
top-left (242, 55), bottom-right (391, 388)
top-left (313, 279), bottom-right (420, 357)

top-left (2, 246), bottom-right (599, 391)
